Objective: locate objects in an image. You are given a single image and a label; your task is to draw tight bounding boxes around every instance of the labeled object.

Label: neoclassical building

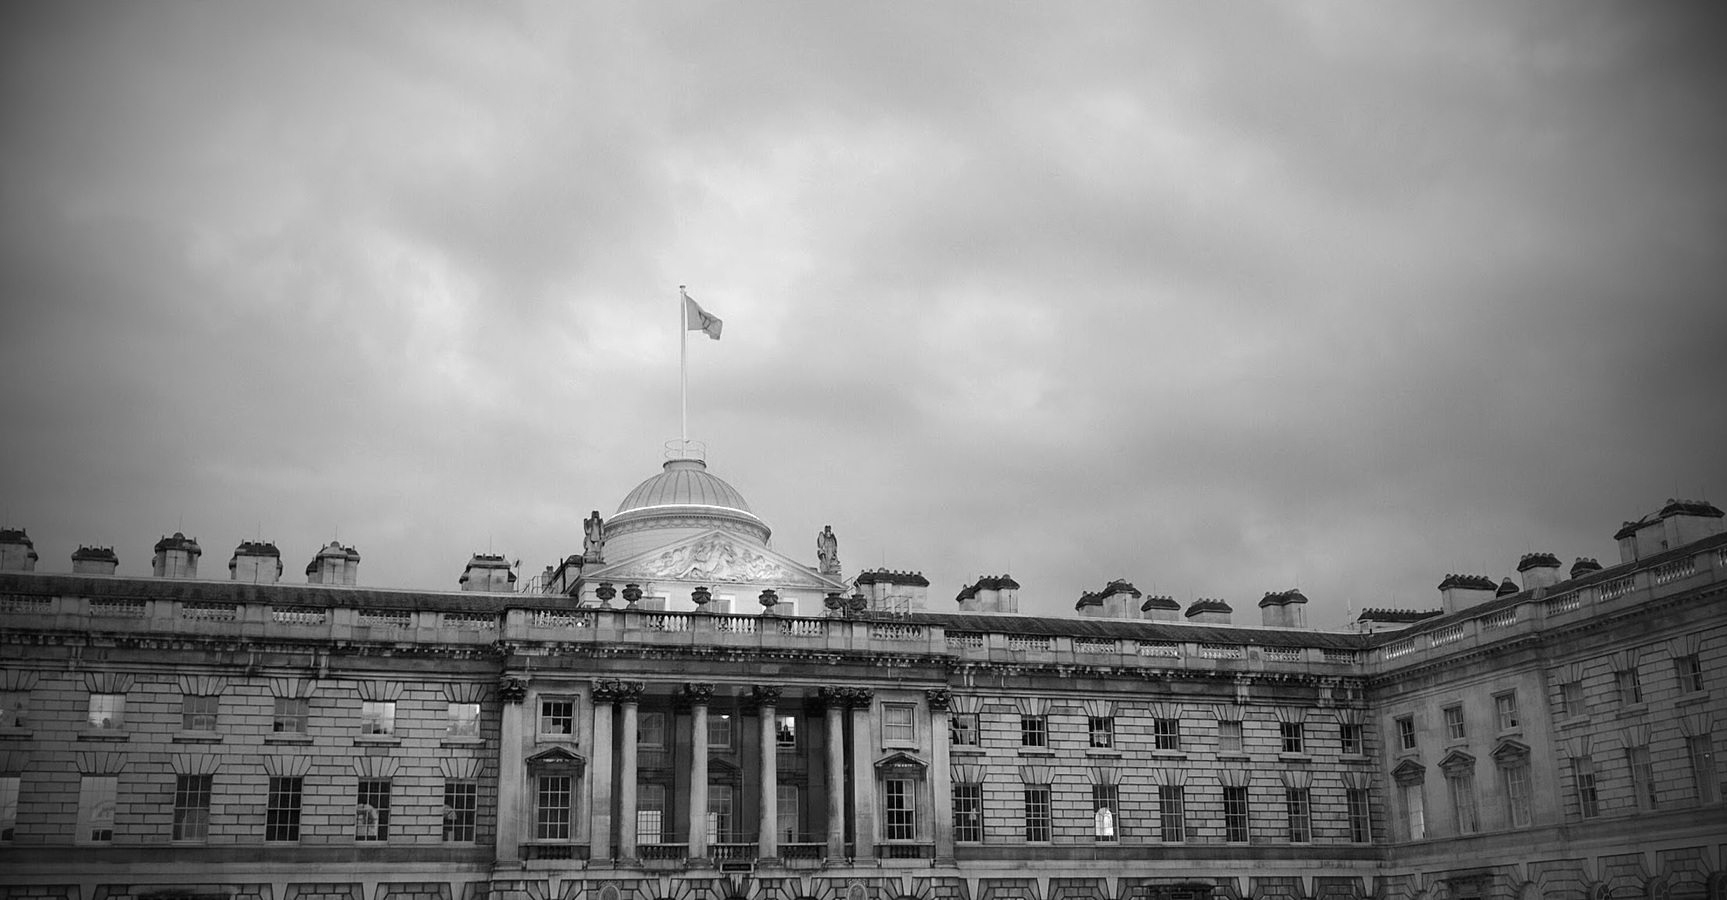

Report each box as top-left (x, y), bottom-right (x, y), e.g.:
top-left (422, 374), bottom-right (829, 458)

top-left (0, 453), bottom-right (1722, 900)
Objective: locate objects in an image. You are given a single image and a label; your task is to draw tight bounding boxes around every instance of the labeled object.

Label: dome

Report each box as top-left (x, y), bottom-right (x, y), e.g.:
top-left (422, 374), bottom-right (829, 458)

top-left (617, 459), bottom-right (753, 514)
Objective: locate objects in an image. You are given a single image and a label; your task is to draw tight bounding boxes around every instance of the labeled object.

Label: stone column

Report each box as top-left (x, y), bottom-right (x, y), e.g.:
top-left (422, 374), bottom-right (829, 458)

top-left (752, 686), bottom-right (782, 861)
top-left (927, 688), bottom-right (955, 864)
top-left (848, 688), bottom-right (877, 862)
top-left (822, 687), bottom-right (846, 861)
top-left (684, 682), bottom-right (714, 863)
top-left (589, 681), bottom-right (618, 863)
top-left (495, 675), bottom-right (529, 864)
top-left (618, 683), bottom-right (642, 863)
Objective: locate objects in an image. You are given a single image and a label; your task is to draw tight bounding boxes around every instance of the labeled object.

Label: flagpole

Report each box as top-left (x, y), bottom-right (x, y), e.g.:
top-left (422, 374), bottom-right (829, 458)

top-left (679, 285), bottom-right (688, 453)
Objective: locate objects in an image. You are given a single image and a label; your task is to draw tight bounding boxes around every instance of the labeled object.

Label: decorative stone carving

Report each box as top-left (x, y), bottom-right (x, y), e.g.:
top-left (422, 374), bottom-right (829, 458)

top-left (592, 679), bottom-right (627, 703)
top-left (759, 588), bottom-right (780, 615)
top-left (840, 687), bottom-right (875, 708)
top-left (595, 582), bottom-right (616, 607)
top-left (747, 685), bottom-right (783, 710)
top-left (498, 676), bottom-right (529, 705)
top-left (622, 583), bottom-right (643, 607)
top-left (680, 682), bottom-right (715, 705)
top-left (641, 537), bottom-right (800, 583)
top-left (615, 681), bottom-right (645, 704)
top-left (817, 525), bottom-right (840, 577)
top-left (925, 688), bottom-right (952, 711)
top-left (692, 585), bottom-right (713, 612)
top-left (583, 510), bottom-right (605, 561)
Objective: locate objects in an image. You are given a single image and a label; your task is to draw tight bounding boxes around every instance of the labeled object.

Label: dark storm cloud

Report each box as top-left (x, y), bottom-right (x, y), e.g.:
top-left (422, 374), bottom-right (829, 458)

top-left (1, 2), bottom-right (1722, 622)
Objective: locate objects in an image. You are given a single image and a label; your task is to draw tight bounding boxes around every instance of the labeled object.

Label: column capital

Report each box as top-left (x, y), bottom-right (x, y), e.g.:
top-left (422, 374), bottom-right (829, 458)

top-left (679, 681), bottom-right (715, 706)
top-left (746, 685), bottom-right (783, 710)
top-left (498, 676), bottom-right (529, 705)
top-left (593, 679), bottom-right (646, 704)
top-left (925, 688), bottom-right (953, 712)
top-left (843, 687), bottom-right (875, 708)
top-left (819, 686), bottom-right (872, 710)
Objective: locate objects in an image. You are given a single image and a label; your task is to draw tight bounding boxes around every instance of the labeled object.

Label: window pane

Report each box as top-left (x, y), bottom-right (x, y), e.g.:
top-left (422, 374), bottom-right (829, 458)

top-left (1092, 785), bottom-right (1117, 841)
top-left (886, 778), bottom-right (917, 840)
top-left (950, 713), bottom-right (979, 746)
top-left (78, 775), bottom-right (117, 844)
top-left (1505, 764), bottom-right (1532, 827)
top-left (1220, 720), bottom-right (1243, 753)
top-left (536, 776), bottom-right (572, 840)
top-left (273, 697), bottom-right (308, 733)
top-left (173, 774), bottom-right (212, 841)
top-left (884, 704), bottom-right (916, 743)
top-left (87, 694), bottom-right (124, 730)
top-left (1020, 716), bottom-right (1046, 747)
top-left (360, 701), bottom-right (395, 735)
top-left (1090, 716), bottom-right (1115, 749)
top-left (182, 695), bottom-right (218, 731)
top-left (1223, 786), bottom-right (1249, 842)
top-left (356, 779), bottom-right (391, 841)
top-left (266, 777), bottom-right (302, 841)
top-left (443, 781), bottom-right (477, 842)
top-left (1159, 785), bottom-right (1185, 842)
top-left (447, 702), bottom-right (480, 737)
top-left (1347, 788), bottom-right (1371, 842)
top-left (541, 699), bottom-right (574, 736)
top-left (1286, 788), bottom-right (1311, 842)
top-left (953, 783), bottom-right (982, 842)
top-left (776, 715), bottom-right (798, 749)
top-left (637, 783), bottom-right (666, 843)
top-left (1024, 786), bottom-right (1051, 842)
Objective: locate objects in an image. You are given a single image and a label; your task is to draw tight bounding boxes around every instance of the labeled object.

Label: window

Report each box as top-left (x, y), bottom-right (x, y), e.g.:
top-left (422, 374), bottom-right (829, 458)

top-left (1153, 718), bottom-right (1181, 751)
top-left (638, 712), bottom-right (666, 748)
top-left (77, 775), bottom-right (117, 843)
top-left (707, 784), bottom-right (734, 842)
top-left (535, 775), bottom-right (572, 840)
top-left (883, 704), bottom-right (916, 744)
top-left (1575, 756), bottom-right (1600, 818)
top-left (273, 697), bottom-right (308, 733)
top-left (1340, 723), bottom-right (1364, 755)
top-left (1089, 716), bottom-right (1116, 749)
top-left (776, 784), bottom-right (800, 842)
top-left (1443, 705), bottom-right (1466, 741)
top-left (1448, 771), bottom-right (1479, 834)
top-left (1629, 745), bottom-right (1656, 810)
top-left (1092, 785), bottom-right (1118, 841)
top-left (707, 712), bottom-right (734, 750)
top-left (540, 699), bottom-right (574, 737)
top-left (1504, 762), bottom-right (1533, 827)
top-left (953, 783), bottom-right (983, 842)
top-left (172, 774), bottom-right (211, 841)
top-left (1223, 786), bottom-right (1249, 842)
top-left (1396, 716), bottom-right (1416, 752)
top-left (776, 714), bottom-right (798, 750)
top-left (1280, 721), bottom-right (1305, 754)
top-left (637, 783), bottom-right (665, 843)
top-left (0, 775), bottom-right (17, 842)
top-left (1219, 719), bottom-right (1243, 754)
top-left (1676, 654), bottom-right (1705, 693)
top-left (885, 778), bottom-right (917, 840)
top-left (0, 691), bottom-right (28, 729)
top-left (180, 695), bottom-right (219, 732)
top-left (1487, 693), bottom-right (1517, 733)
top-left (1020, 715), bottom-right (1047, 748)
top-left (87, 693), bottom-right (125, 730)
top-left (1688, 735), bottom-right (1718, 804)
top-left (950, 712), bottom-right (979, 746)
top-left (1400, 782), bottom-right (1425, 840)
top-left (1347, 787), bottom-right (1371, 843)
top-left (1023, 785), bottom-right (1051, 841)
top-left (447, 702), bottom-right (480, 738)
top-left (1158, 785), bottom-right (1186, 842)
top-left (1286, 788), bottom-right (1311, 842)
top-left (1559, 680), bottom-right (1585, 718)
top-left (1616, 668), bottom-right (1644, 705)
top-left (266, 776), bottom-right (302, 841)
top-left (443, 780), bottom-right (477, 842)
top-left (355, 779), bottom-right (391, 841)
top-left (360, 700), bottom-right (396, 736)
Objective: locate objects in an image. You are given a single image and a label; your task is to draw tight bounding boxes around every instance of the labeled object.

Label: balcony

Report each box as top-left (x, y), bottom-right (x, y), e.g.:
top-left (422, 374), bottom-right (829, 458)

top-left (877, 842), bottom-right (934, 860)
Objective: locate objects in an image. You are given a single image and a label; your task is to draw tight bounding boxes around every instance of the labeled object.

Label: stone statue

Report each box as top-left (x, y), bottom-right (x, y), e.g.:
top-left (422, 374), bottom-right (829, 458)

top-left (817, 525), bottom-right (840, 576)
top-left (583, 510), bottom-right (604, 560)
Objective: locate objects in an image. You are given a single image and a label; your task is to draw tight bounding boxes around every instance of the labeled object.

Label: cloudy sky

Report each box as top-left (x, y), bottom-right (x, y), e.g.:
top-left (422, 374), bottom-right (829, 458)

top-left (3, 3), bottom-right (1724, 626)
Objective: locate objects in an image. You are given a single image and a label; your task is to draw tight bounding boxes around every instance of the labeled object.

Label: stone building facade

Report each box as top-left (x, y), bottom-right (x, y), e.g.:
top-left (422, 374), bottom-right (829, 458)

top-left (0, 459), bottom-right (1722, 900)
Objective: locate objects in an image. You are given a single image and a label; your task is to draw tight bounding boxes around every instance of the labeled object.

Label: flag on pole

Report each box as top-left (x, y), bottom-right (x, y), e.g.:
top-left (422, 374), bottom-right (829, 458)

top-left (682, 290), bottom-right (723, 340)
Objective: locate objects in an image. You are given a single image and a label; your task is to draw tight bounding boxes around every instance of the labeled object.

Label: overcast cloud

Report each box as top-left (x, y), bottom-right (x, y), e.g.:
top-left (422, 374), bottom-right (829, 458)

top-left (3, 3), bottom-right (1724, 625)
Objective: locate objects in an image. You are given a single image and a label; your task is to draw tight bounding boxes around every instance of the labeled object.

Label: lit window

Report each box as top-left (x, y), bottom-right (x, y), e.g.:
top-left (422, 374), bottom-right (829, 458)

top-left (1443, 706), bottom-right (1465, 741)
top-left (638, 712), bottom-right (666, 748)
top-left (1616, 669), bottom-right (1644, 705)
top-left (536, 775), bottom-right (572, 840)
top-left (707, 712), bottom-right (734, 750)
top-left (1020, 715), bottom-right (1047, 748)
top-left (1629, 745), bottom-right (1656, 810)
top-left (1676, 654), bottom-right (1705, 693)
top-left (950, 712), bottom-right (979, 746)
top-left (172, 774), bottom-right (211, 841)
top-left (1280, 721), bottom-right (1305, 754)
top-left (1504, 762), bottom-right (1532, 827)
top-left (883, 704), bottom-right (916, 744)
top-left (1448, 770), bottom-right (1480, 834)
top-left (1092, 784), bottom-right (1118, 841)
top-left (1401, 782), bottom-right (1425, 840)
top-left (182, 695), bottom-right (219, 732)
top-left (273, 697), bottom-right (308, 733)
top-left (87, 693), bottom-right (125, 730)
top-left (1396, 716), bottom-right (1416, 751)
top-left (1023, 785), bottom-right (1051, 841)
top-left (1347, 788), bottom-right (1371, 842)
top-left (446, 702), bottom-right (480, 738)
top-left (637, 783), bottom-right (665, 843)
top-left (1494, 692), bottom-right (1519, 732)
top-left (78, 775), bottom-right (117, 844)
top-left (776, 714), bottom-right (797, 750)
top-left (540, 699), bottom-right (574, 737)
top-left (1219, 719), bottom-right (1243, 753)
top-left (1559, 681), bottom-right (1585, 718)
top-left (1153, 718), bottom-right (1181, 751)
top-left (1688, 736), bottom-right (1718, 804)
top-left (1089, 716), bottom-right (1115, 749)
top-left (1286, 788), bottom-right (1311, 842)
top-left (355, 779), bottom-right (391, 841)
top-left (707, 784), bottom-right (734, 842)
top-left (1340, 723), bottom-right (1364, 755)
top-left (360, 701), bottom-right (396, 736)
top-left (1158, 785), bottom-right (1185, 842)
top-left (0, 775), bottom-right (18, 842)
top-left (443, 780), bottom-right (477, 842)
top-left (952, 783), bottom-right (982, 842)
top-left (0, 692), bottom-right (29, 729)
top-left (885, 778), bottom-right (917, 840)
top-left (1575, 756), bottom-right (1600, 818)
top-left (1223, 786), bottom-right (1250, 842)
top-left (266, 776), bottom-right (302, 841)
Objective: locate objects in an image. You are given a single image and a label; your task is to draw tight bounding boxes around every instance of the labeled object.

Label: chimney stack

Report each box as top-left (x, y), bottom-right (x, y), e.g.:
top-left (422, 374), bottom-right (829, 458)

top-left (1141, 595), bottom-right (1181, 622)
top-left (1258, 589), bottom-right (1309, 628)
top-left (1517, 553), bottom-right (1563, 592)
top-left (1615, 499), bottom-right (1726, 563)
top-left (306, 541), bottom-right (360, 586)
top-left (229, 541), bottom-right (283, 584)
top-left (1184, 597), bottom-right (1232, 625)
top-left (956, 575), bottom-right (1019, 613)
top-left (71, 546), bottom-right (119, 576)
top-left (152, 533), bottom-right (202, 578)
top-left (1438, 574), bottom-right (1498, 615)
top-left (1570, 557), bottom-right (1602, 580)
top-left (855, 570), bottom-right (931, 613)
top-left (0, 528), bottom-right (39, 572)
top-left (459, 553), bottom-right (517, 592)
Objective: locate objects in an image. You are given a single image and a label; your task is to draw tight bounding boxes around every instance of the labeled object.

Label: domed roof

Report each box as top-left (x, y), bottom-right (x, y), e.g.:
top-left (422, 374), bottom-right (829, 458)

top-left (617, 458), bottom-right (753, 514)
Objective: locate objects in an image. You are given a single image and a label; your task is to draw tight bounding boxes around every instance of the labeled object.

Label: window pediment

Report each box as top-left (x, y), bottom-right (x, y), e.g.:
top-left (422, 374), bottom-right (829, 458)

top-left (1491, 739), bottom-right (1531, 766)
top-left (526, 747), bottom-right (586, 774)
top-left (875, 751), bottom-right (929, 778)
top-left (1392, 758), bottom-right (1427, 785)
top-left (1439, 749), bottom-right (1476, 775)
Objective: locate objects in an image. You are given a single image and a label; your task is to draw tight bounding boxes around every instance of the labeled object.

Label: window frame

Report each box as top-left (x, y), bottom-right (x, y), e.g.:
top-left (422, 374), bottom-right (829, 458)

top-left (273, 697), bottom-right (309, 734)
top-left (882, 703), bottom-right (917, 746)
top-left (0, 691), bottom-right (24, 729)
top-left (172, 774), bottom-right (212, 842)
top-left (952, 782), bottom-right (983, 842)
top-left (359, 700), bottom-right (397, 736)
top-left (636, 782), bottom-right (666, 843)
top-left (1020, 714), bottom-right (1047, 748)
top-left (885, 777), bottom-right (917, 841)
top-left (1346, 787), bottom-right (1371, 843)
top-left (1092, 784), bottom-right (1118, 842)
top-left (950, 712), bottom-right (979, 747)
top-left (1442, 705), bottom-right (1466, 741)
top-left (181, 695), bottom-right (219, 732)
top-left (443, 780), bottom-right (478, 842)
top-left (638, 711), bottom-right (666, 748)
top-left (1616, 667), bottom-right (1644, 705)
top-left (775, 714), bottom-right (798, 751)
top-left (1280, 721), bottom-right (1305, 754)
top-left (1447, 769), bottom-right (1480, 834)
top-left (1396, 715), bottom-right (1416, 752)
top-left (1629, 745), bottom-right (1656, 810)
top-left (1286, 787), bottom-right (1311, 843)
top-left (87, 693), bottom-right (126, 731)
top-left (1504, 761), bottom-right (1533, 827)
top-left (77, 774), bottom-right (117, 844)
top-left (539, 698), bottom-right (575, 739)
top-left (1223, 785), bottom-right (1250, 842)
top-left (535, 774), bottom-right (573, 841)
top-left (446, 702), bottom-right (481, 738)
top-left (1575, 756), bottom-right (1600, 818)
top-left (0, 775), bottom-right (17, 842)
top-left (1153, 717), bottom-right (1181, 752)
top-left (1089, 715), bottom-right (1116, 749)
top-left (1676, 654), bottom-right (1705, 693)
top-left (1493, 692), bottom-right (1519, 732)
top-left (1159, 784), bottom-right (1186, 842)
top-left (1340, 723), bottom-right (1364, 755)
top-left (1688, 735), bottom-right (1718, 804)
top-left (355, 778), bottom-right (392, 842)
top-left (1559, 680), bottom-right (1585, 718)
top-left (1023, 784), bottom-right (1052, 842)
top-left (265, 776), bottom-right (303, 842)
top-left (1401, 781), bottom-right (1425, 840)
top-left (707, 711), bottom-right (735, 751)
top-left (1219, 719), bottom-right (1243, 754)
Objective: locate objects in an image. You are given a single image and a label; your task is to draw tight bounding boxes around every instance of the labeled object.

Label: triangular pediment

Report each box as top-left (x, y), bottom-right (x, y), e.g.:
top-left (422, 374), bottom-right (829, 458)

top-left (586, 529), bottom-right (849, 592)
top-left (1391, 758), bottom-right (1427, 785)
top-left (1491, 739), bottom-right (1531, 764)
top-left (1438, 749), bottom-right (1476, 774)
top-left (526, 746), bottom-right (586, 773)
top-left (874, 751), bottom-right (929, 776)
